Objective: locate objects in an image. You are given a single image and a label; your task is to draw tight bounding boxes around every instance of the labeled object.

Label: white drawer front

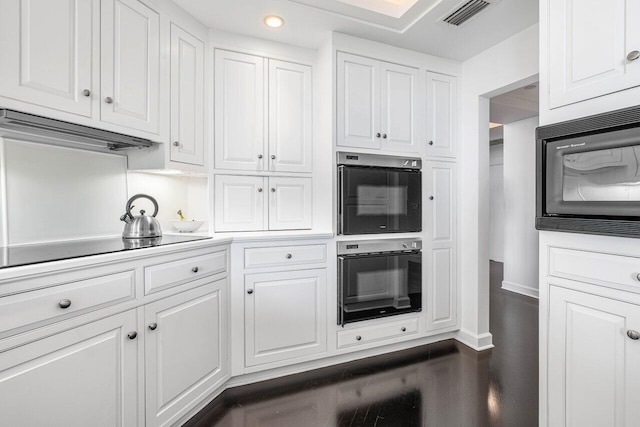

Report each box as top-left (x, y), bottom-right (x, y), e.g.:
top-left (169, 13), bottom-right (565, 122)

top-left (337, 318), bottom-right (419, 349)
top-left (0, 271), bottom-right (135, 335)
top-left (145, 250), bottom-right (227, 294)
top-left (549, 247), bottom-right (640, 291)
top-left (244, 245), bottom-right (327, 269)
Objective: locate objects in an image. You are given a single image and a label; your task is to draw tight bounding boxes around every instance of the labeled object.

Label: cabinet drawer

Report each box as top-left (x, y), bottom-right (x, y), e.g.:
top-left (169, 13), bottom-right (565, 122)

top-left (145, 250), bottom-right (227, 294)
top-left (244, 245), bottom-right (326, 269)
top-left (549, 247), bottom-right (640, 292)
top-left (0, 271), bottom-right (135, 335)
top-left (337, 318), bottom-right (419, 349)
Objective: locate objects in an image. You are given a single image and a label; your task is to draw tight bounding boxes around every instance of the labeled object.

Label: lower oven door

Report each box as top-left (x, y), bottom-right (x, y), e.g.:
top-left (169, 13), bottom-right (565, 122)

top-left (338, 250), bottom-right (422, 326)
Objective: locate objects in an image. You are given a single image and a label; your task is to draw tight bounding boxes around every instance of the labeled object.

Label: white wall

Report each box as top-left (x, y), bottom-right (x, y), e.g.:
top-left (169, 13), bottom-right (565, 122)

top-left (489, 144), bottom-right (504, 263)
top-left (459, 24), bottom-right (539, 350)
top-left (0, 138), bottom-right (127, 245)
top-left (502, 117), bottom-right (539, 298)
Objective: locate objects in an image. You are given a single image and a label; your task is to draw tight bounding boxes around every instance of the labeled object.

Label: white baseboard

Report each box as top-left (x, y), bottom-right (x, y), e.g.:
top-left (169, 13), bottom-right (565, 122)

top-left (456, 329), bottom-right (494, 351)
top-left (502, 280), bottom-right (539, 299)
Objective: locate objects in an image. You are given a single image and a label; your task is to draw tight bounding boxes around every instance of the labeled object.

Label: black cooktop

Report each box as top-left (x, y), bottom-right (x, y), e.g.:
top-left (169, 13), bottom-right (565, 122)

top-left (0, 234), bottom-right (212, 269)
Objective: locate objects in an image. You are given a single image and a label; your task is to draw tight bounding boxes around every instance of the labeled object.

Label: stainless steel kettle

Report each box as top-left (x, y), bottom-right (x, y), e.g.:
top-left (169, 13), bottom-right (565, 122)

top-left (120, 194), bottom-right (163, 239)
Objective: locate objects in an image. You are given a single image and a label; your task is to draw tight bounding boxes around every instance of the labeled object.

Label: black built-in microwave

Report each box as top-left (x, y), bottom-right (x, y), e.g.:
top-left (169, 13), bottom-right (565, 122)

top-left (338, 152), bottom-right (422, 235)
top-left (536, 105), bottom-right (640, 237)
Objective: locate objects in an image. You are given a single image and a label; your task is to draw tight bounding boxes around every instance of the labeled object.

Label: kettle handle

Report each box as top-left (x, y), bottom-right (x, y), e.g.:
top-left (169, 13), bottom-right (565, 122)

top-left (126, 194), bottom-right (159, 218)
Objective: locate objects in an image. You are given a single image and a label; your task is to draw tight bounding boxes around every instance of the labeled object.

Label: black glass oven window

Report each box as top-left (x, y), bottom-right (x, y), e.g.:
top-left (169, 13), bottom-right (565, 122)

top-left (339, 252), bottom-right (421, 324)
top-left (340, 167), bottom-right (421, 234)
top-left (563, 146), bottom-right (640, 201)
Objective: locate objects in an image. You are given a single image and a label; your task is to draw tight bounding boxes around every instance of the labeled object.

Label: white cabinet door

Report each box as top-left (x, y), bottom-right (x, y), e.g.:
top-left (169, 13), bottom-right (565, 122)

top-left (0, 311), bottom-right (138, 427)
top-left (268, 177), bottom-right (312, 230)
top-left (426, 72), bottom-right (457, 158)
top-left (548, 286), bottom-right (640, 427)
top-left (0, 0), bottom-right (94, 117)
top-left (380, 62), bottom-right (419, 153)
top-left (548, 0), bottom-right (640, 108)
top-left (245, 269), bottom-right (326, 367)
top-left (425, 161), bottom-right (457, 331)
top-left (101, 0), bottom-right (160, 134)
top-left (268, 60), bottom-right (312, 173)
top-left (214, 175), bottom-right (266, 232)
top-left (337, 52), bottom-right (381, 150)
top-left (215, 50), bottom-right (265, 171)
top-left (170, 23), bottom-right (205, 166)
top-left (145, 280), bottom-right (227, 427)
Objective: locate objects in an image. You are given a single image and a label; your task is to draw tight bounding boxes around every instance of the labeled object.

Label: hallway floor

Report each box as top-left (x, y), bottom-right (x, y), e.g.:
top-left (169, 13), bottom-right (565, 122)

top-left (185, 261), bottom-right (538, 427)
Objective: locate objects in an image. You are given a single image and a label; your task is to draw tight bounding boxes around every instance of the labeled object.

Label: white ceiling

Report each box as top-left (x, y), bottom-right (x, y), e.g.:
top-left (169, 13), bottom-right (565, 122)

top-left (172, 0), bottom-right (539, 61)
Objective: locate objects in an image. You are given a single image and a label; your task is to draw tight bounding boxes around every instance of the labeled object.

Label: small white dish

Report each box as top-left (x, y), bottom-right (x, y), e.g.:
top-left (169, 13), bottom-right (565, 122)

top-left (171, 220), bottom-right (205, 233)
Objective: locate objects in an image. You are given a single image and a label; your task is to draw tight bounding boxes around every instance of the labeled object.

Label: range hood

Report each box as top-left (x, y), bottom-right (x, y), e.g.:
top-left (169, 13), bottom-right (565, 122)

top-left (0, 109), bottom-right (154, 150)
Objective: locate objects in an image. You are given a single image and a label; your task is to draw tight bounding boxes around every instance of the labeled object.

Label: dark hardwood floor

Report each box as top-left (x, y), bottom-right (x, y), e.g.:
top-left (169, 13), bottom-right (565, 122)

top-left (185, 261), bottom-right (538, 427)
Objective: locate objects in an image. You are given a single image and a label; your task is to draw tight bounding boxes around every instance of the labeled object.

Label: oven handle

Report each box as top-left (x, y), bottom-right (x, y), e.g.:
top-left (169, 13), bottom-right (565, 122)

top-left (337, 166), bottom-right (344, 235)
top-left (341, 249), bottom-right (422, 258)
top-left (337, 255), bottom-right (345, 327)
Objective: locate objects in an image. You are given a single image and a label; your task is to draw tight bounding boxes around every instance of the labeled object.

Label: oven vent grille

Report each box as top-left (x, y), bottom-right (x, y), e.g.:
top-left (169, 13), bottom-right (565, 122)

top-left (442, 0), bottom-right (490, 26)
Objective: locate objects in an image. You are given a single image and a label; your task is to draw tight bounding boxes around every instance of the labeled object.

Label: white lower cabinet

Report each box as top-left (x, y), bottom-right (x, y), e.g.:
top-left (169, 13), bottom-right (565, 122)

top-left (145, 279), bottom-right (227, 427)
top-left (244, 269), bottom-right (327, 367)
top-left (0, 310), bottom-right (139, 427)
top-left (215, 175), bottom-right (312, 232)
top-left (547, 285), bottom-right (640, 427)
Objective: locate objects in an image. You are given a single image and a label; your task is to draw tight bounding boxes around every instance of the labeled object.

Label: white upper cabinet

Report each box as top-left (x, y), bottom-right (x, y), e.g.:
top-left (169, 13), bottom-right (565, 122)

top-left (268, 60), bottom-right (313, 173)
top-left (380, 62), bottom-right (418, 152)
top-left (214, 51), bottom-right (312, 173)
top-left (337, 52), bottom-right (381, 150)
top-left (548, 0), bottom-right (640, 108)
top-left (268, 177), bottom-right (312, 230)
top-left (0, 0), bottom-right (94, 117)
top-left (101, 0), bottom-right (160, 134)
top-left (214, 50), bottom-right (265, 172)
top-left (337, 52), bottom-right (419, 152)
top-left (426, 72), bottom-right (457, 158)
top-left (170, 23), bottom-right (205, 166)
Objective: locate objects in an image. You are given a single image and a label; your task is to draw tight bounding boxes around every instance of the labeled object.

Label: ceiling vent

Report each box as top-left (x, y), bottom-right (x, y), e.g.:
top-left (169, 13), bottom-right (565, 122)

top-left (442, 0), bottom-right (490, 26)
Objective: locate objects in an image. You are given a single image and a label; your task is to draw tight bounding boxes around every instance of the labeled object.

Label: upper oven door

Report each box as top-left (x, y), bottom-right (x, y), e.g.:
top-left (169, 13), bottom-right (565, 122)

top-left (545, 127), bottom-right (640, 218)
top-left (339, 166), bottom-right (422, 235)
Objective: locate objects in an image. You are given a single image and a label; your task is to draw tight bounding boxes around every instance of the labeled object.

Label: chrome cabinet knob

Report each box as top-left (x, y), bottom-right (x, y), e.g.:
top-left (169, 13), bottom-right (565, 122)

top-left (356, 335), bottom-right (362, 341)
top-left (173, 141), bottom-right (180, 147)
top-left (257, 187), bottom-right (263, 192)
top-left (429, 196), bottom-right (434, 200)
top-left (635, 273), bottom-right (640, 282)
top-left (286, 253), bottom-right (292, 259)
top-left (627, 51), bottom-right (640, 62)
top-left (401, 327), bottom-right (407, 332)
top-left (191, 266), bottom-right (199, 273)
top-left (428, 141), bottom-right (434, 146)
top-left (128, 331), bottom-right (138, 340)
top-left (271, 188), bottom-right (276, 192)
top-left (247, 289), bottom-right (254, 295)
top-left (82, 89), bottom-right (91, 97)
top-left (105, 97), bottom-right (113, 104)
top-left (627, 330), bottom-right (640, 340)
top-left (258, 154), bottom-right (263, 159)
top-left (148, 323), bottom-right (158, 331)
top-left (382, 134), bottom-right (387, 139)
top-left (376, 133), bottom-right (381, 138)
top-left (59, 299), bottom-right (72, 309)
top-left (271, 155), bottom-right (276, 160)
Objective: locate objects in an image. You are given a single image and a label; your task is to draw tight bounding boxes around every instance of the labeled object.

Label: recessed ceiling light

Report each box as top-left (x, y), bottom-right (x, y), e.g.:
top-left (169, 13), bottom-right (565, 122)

top-left (264, 15), bottom-right (284, 28)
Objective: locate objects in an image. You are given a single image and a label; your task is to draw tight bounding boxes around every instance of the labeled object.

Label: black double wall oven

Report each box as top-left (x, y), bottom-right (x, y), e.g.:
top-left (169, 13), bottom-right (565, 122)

top-left (337, 152), bottom-right (423, 325)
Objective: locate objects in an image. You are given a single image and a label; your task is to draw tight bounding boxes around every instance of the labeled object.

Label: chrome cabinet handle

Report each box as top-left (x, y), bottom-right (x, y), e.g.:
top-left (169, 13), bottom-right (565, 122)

top-left (271, 155), bottom-right (276, 160)
top-left (258, 187), bottom-right (263, 192)
top-left (382, 134), bottom-right (387, 139)
top-left (105, 97), bottom-right (113, 104)
top-left (627, 51), bottom-right (640, 62)
top-left (258, 154), bottom-right (263, 159)
top-left (636, 273), bottom-right (640, 282)
top-left (148, 323), bottom-right (158, 331)
top-left (428, 140), bottom-right (434, 146)
top-left (628, 330), bottom-right (640, 340)
top-left (429, 196), bottom-right (434, 200)
top-left (192, 267), bottom-right (199, 273)
top-left (356, 335), bottom-right (362, 341)
top-left (376, 133), bottom-right (381, 138)
top-left (59, 299), bottom-right (72, 309)
top-left (401, 327), bottom-right (407, 332)
top-left (247, 289), bottom-right (254, 295)
top-left (128, 331), bottom-right (138, 340)
top-left (173, 141), bottom-right (180, 147)
top-left (82, 89), bottom-right (91, 97)
top-left (271, 188), bottom-right (276, 192)
top-left (286, 253), bottom-right (292, 259)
